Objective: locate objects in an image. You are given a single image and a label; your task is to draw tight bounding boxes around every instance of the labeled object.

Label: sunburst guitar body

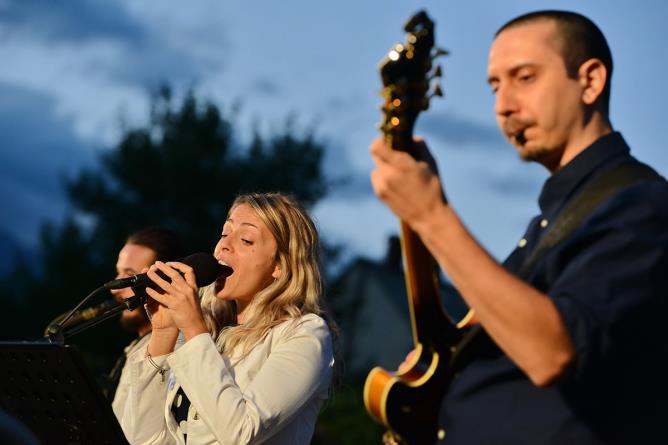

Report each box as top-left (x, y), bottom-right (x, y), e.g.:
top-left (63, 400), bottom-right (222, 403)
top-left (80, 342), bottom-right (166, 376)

top-left (363, 10), bottom-right (475, 445)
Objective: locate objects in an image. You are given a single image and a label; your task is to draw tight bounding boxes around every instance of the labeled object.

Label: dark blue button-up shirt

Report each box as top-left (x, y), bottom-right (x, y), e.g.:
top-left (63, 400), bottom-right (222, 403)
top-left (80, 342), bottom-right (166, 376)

top-left (441, 132), bottom-right (668, 444)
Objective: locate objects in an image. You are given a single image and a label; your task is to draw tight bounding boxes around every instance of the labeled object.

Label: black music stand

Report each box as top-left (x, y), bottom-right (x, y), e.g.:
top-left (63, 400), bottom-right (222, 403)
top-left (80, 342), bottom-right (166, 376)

top-left (0, 341), bottom-right (129, 445)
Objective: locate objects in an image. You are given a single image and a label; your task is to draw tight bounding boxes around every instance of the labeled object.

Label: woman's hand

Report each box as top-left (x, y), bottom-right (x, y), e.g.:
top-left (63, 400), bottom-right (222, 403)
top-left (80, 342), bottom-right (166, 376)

top-left (145, 261), bottom-right (209, 341)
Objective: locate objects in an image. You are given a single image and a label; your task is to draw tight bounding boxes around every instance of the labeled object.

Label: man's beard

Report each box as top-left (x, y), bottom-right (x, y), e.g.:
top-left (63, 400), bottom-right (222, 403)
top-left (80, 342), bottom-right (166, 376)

top-left (517, 142), bottom-right (562, 170)
top-left (519, 144), bottom-right (550, 162)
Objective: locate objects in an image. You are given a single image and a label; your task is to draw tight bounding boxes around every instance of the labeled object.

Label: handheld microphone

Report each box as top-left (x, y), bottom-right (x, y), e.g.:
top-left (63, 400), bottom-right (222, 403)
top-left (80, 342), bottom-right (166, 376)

top-left (103, 252), bottom-right (228, 290)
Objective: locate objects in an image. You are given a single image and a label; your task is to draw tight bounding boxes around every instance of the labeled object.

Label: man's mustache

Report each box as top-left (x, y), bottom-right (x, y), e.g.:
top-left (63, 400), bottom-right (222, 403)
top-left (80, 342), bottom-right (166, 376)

top-left (502, 117), bottom-right (534, 144)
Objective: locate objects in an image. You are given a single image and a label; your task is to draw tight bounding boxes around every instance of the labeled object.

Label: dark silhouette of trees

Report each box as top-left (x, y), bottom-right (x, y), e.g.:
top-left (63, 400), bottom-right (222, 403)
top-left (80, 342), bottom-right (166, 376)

top-left (0, 86), bottom-right (387, 444)
top-left (0, 87), bottom-right (328, 360)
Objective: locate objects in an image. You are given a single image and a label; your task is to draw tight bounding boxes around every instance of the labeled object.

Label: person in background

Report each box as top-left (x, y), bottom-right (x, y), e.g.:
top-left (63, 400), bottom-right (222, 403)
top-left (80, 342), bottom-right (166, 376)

top-left (370, 10), bottom-right (667, 444)
top-left (108, 227), bottom-right (186, 421)
top-left (119, 193), bottom-right (335, 445)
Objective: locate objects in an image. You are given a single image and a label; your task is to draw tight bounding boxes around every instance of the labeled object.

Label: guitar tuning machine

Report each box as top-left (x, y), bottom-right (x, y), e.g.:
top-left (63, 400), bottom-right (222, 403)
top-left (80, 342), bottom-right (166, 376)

top-left (429, 83), bottom-right (444, 100)
top-left (429, 65), bottom-right (443, 80)
top-left (432, 47), bottom-right (449, 59)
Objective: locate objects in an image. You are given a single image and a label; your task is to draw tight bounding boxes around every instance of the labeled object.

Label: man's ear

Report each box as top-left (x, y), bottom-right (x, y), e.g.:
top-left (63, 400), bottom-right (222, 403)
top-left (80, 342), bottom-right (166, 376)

top-left (271, 263), bottom-right (281, 280)
top-left (578, 58), bottom-right (608, 105)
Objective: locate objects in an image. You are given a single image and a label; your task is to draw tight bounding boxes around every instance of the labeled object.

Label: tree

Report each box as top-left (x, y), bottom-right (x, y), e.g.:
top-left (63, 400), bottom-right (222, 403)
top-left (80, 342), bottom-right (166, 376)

top-left (0, 87), bottom-right (388, 444)
top-left (0, 87), bottom-right (328, 364)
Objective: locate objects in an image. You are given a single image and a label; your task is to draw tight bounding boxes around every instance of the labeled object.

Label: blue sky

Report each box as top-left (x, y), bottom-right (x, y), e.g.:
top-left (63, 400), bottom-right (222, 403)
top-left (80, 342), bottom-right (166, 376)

top-left (1, 0), bottom-right (667, 265)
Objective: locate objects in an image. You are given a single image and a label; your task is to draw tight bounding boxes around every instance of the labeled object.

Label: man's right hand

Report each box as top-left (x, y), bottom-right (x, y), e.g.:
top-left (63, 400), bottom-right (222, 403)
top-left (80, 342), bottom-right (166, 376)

top-left (369, 136), bottom-right (447, 232)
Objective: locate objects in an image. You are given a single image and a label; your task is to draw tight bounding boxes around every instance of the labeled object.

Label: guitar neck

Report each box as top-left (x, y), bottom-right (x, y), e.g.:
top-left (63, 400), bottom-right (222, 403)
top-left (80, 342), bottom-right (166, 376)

top-left (400, 221), bottom-right (460, 347)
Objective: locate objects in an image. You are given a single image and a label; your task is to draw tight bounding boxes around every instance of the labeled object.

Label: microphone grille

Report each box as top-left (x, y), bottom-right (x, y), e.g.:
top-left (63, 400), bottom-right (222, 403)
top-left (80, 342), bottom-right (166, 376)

top-left (182, 252), bottom-right (226, 287)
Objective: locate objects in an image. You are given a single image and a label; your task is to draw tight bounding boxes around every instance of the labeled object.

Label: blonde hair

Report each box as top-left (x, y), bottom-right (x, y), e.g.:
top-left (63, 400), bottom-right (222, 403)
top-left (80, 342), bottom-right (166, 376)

top-left (200, 192), bottom-right (324, 356)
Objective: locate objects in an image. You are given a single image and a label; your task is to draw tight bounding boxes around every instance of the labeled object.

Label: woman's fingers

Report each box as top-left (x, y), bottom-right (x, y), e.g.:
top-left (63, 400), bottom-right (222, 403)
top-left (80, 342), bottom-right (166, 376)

top-left (165, 261), bottom-right (197, 288)
top-left (145, 286), bottom-right (169, 306)
top-left (142, 261), bottom-right (202, 335)
top-left (146, 263), bottom-right (173, 292)
top-left (147, 261), bottom-right (197, 293)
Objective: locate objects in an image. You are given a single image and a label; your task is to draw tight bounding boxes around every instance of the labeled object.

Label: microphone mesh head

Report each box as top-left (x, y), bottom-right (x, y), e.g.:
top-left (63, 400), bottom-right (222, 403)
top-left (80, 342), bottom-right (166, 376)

top-left (181, 253), bottom-right (227, 286)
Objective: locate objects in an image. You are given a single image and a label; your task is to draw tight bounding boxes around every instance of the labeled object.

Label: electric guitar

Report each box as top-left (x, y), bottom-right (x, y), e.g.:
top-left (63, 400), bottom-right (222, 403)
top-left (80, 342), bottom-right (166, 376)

top-left (363, 10), bottom-right (474, 445)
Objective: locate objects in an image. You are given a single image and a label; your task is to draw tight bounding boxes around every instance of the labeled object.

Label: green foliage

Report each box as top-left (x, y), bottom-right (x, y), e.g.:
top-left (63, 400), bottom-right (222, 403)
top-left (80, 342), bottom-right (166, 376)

top-left (314, 383), bottom-right (385, 445)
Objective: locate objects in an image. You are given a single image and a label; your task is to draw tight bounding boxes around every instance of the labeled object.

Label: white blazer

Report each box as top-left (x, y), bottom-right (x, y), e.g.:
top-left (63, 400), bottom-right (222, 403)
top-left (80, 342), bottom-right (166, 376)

top-left (119, 313), bottom-right (334, 445)
top-left (112, 332), bottom-right (152, 422)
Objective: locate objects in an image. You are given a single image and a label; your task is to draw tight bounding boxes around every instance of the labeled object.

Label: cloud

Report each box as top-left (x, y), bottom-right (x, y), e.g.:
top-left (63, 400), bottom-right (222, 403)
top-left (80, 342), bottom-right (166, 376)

top-left (0, 0), bottom-right (234, 147)
top-left (316, 136), bottom-right (375, 200)
top-left (418, 110), bottom-right (505, 147)
top-left (248, 77), bottom-right (282, 97)
top-left (414, 111), bottom-right (546, 197)
top-left (322, 92), bottom-right (368, 114)
top-left (0, 0), bottom-right (229, 91)
top-left (0, 81), bottom-right (94, 246)
top-left (0, 0), bottom-right (146, 43)
top-left (327, 170), bottom-right (374, 200)
top-left (0, 82), bottom-right (93, 177)
top-left (0, 227), bottom-right (38, 277)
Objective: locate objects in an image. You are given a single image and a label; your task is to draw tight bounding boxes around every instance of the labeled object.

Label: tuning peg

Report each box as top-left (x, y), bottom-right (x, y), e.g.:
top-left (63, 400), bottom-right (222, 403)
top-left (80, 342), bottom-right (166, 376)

top-left (429, 83), bottom-right (444, 99)
top-left (430, 65), bottom-right (443, 80)
top-left (432, 47), bottom-right (449, 58)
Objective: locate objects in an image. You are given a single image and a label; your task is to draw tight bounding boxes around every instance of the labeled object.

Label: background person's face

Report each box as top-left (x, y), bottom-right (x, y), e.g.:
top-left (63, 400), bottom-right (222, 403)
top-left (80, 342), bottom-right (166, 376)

top-left (111, 242), bottom-right (156, 332)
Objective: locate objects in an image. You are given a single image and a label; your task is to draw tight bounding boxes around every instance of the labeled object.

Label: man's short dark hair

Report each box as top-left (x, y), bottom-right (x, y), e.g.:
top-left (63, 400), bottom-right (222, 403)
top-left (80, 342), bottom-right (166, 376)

top-left (126, 227), bottom-right (186, 262)
top-left (497, 10), bottom-right (613, 115)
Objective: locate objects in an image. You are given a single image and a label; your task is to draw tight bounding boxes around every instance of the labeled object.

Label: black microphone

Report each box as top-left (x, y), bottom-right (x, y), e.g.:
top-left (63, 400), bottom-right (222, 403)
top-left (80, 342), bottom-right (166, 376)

top-left (104, 252), bottom-right (229, 290)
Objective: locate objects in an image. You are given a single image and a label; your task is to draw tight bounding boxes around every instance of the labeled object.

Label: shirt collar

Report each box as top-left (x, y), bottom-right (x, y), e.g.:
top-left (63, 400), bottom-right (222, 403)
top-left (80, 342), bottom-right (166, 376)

top-left (538, 132), bottom-right (630, 218)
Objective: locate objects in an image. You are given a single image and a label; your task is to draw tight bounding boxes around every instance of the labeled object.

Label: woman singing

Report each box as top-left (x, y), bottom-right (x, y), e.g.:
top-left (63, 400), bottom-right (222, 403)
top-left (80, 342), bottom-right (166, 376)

top-left (119, 193), bottom-right (335, 445)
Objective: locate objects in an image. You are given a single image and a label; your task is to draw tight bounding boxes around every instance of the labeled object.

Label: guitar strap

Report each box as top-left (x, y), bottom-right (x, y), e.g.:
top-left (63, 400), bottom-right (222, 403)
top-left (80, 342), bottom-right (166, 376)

top-left (516, 162), bottom-right (662, 280)
top-left (451, 161), bottom-right (663, 370)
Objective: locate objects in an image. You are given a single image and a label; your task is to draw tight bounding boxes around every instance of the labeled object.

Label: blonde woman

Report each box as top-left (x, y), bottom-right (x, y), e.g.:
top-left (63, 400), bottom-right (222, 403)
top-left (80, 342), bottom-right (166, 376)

top-left (119, 193), bottom-right (334, 445)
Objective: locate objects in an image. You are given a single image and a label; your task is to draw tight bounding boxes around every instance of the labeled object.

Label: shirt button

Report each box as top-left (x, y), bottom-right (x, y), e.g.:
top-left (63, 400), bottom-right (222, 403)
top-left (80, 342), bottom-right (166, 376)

top-left (518, 238), bottom-right (527, 248)
top-left (540, 218), bottom-right (549, 228)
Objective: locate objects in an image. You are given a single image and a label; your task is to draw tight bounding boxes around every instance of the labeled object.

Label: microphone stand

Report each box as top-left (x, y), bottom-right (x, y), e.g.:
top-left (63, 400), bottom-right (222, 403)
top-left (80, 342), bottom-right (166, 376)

top-left (60, 299), bottom-right (134, 339)
top-left (46, 290), bottom-right (146, 344)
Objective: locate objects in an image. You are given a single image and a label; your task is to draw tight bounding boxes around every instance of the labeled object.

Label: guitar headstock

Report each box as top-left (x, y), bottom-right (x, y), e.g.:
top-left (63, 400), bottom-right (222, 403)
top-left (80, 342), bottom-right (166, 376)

top-left (379, 10), bottom-right (447, 152)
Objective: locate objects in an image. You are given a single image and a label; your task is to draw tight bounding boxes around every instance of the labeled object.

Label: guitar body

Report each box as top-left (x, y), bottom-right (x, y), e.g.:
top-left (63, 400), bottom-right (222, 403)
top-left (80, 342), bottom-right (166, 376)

top-left (364, 223), bottom-right (468, 444)
top-left (364, 344), bottom-right (450, 444)
top-left (363, 11), bottom-right (475, 444)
